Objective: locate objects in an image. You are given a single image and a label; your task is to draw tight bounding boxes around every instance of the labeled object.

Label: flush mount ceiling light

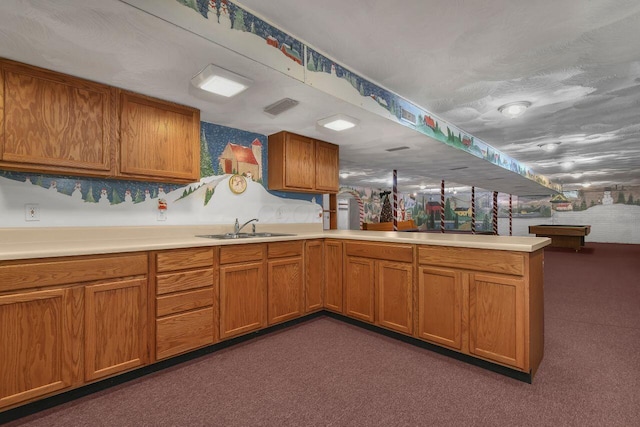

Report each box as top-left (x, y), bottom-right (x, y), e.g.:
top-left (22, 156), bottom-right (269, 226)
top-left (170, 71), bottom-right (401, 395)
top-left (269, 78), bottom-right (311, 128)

top-left (317, 114), bottom-right (359, 131)
top-left (538, 142), bottom-right (561, 152)
top-left (191, 64), bottom-right (252, 97)
top-left (340, 172), bottom-right (350, 179)
top-left (561, 160), bottom-right (575, 169)
top-left (498, 101), bottom-right (531, 118)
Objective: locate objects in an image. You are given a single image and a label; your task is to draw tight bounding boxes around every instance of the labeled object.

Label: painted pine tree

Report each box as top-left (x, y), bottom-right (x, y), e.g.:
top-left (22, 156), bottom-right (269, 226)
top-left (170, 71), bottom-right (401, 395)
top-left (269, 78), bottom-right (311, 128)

top-left (200, 130), bottom-right (214, 177)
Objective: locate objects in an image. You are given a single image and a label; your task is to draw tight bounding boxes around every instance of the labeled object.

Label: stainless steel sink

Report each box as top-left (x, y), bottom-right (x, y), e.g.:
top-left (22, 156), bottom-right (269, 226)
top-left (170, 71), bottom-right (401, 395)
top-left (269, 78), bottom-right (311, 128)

top-left (196, 232), bottom-right (296, 240)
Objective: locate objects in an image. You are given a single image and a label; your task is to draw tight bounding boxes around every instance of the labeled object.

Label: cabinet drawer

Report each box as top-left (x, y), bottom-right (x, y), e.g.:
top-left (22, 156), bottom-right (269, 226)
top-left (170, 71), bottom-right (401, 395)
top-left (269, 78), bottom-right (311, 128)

top-left (156, 287), bottom-right (214, 317)
top-left (0, 253), bottom-right (148, 293)
top-left (345, 242), bottom-right (413, 263)
top-left (220, 244), bottom-right (265, 264)
top-left (156, 248), bottom-right (214, 272)
top-left (418, 246), bottom-right (524, 276)
top-left (156, 268), bottom-right (213, 295)
top-left (156, 307), bottom-right (214, 360)
top-left (268, 241), bottom-right (303, 258)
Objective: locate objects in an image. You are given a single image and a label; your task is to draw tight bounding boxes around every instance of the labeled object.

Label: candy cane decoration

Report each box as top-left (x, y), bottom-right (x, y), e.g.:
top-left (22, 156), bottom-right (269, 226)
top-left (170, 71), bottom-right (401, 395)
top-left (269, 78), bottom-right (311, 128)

top-left (393, 170), bottom-right (398, 231)
top-left (509, 194), bottom-right (513, 236)
top-left (471, 186), bottom-right (476, 234)
top-left (492, 191), bottom-right (498, 235)
top-left (440, 180), bottom-right (445, 233)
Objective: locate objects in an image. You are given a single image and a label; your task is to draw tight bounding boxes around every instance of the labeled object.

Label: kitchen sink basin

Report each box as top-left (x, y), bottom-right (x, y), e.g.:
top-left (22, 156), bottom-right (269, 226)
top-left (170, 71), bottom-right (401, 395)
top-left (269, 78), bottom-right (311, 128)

top-left (196, 232), bottom-right (296, 240)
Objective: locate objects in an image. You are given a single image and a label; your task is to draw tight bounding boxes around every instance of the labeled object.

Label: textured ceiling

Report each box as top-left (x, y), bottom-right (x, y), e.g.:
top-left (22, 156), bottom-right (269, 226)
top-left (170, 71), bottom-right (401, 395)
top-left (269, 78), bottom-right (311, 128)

top-left (238, 0), bottom-right (640, 191)
top-left (1, 0), bottom-right (639, 195)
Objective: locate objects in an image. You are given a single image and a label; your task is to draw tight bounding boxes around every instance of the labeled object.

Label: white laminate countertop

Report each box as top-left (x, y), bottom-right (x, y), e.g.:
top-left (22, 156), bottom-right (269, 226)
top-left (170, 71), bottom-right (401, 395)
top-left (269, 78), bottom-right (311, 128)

top-left (0, 225), bottom-right (551, 261)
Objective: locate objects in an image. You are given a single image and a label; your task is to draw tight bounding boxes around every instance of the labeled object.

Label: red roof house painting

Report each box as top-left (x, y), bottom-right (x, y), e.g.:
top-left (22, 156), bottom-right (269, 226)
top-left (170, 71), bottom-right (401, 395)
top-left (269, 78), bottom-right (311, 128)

top-left (462, 136), bottom-right (472, 147)
top-left (218, 139), bottom-right (263, 181)
top-left (266, 35), bottom-right (278, 48)
top-left (424, 115), bottom-right (436, 129)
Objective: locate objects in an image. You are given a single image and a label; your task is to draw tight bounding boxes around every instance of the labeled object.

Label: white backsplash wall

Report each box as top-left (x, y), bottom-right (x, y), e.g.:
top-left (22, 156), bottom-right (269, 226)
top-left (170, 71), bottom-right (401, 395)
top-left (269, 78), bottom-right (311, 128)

top-left (0, 121), bottom-right (322, 228)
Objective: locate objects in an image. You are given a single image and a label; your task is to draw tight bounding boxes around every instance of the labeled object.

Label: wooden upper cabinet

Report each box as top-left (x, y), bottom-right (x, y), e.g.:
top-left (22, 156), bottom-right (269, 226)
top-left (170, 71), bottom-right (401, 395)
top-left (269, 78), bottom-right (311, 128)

top-left (315, 141), bottom-right (339, 192)
top-left (268, 131), bottom-right (339, 193)
top-left (118, 90), bottom-right (200, 183)
top-left (0, 59), bottom-right (115, 176)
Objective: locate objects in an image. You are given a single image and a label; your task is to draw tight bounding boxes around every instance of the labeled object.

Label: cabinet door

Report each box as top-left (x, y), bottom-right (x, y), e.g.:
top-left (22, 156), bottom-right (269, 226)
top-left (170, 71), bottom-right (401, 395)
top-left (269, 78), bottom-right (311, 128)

top-left (0, 289), bottom-right (76, 409)
top-left (0, 59), bottom-right (115, 176)
top-left (85, 278), bottom-right (148, 381)
top-left (344, 257), bottom-right (375, 323)
top-left (305, 240), bottom-right (324, 312)
top-left (219, 261), bottom-right (266, 339)
top-left (417, 267), bottom-right (463, 350)
top-left (119, 90), bottom-right (200, 183)
top-left (377, 261), bottom-right (413, 334)
top-left (284, 133), bottom-right (315, 190)
top-left (469, 273), bottom-right (525, 369)
top-left (156, 307), bottom-right (214, 360)
top-left (315, 141), bottom-right (339, 192)
top-left (324, 240), bottom-right (343, 312)
top-left (268, 257), bottom-right (303, 325)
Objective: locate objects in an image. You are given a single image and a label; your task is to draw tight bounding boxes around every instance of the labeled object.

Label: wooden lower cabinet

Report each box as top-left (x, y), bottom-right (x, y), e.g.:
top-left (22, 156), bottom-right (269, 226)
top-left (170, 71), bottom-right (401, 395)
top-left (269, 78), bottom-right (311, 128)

top-left (219, 261), bottom-right (266, 339)
top-left (156, 307), bottom-right (214, 360)
top-left (376, 261), bottom-right (413, 335)
top-left (267, 257), bottom-right (303, 325)
top-left (304, 240), bottom-right (324, 312)
top-left (84, 278), bottom-right (148, 382)
top-left (324, 240), bottom-right (343, 312)
top-left (344, 257), bottom-right (375, 322)
top-left (0, 288), bottom-right (80, 409)
top-left (469, 273), bottom-right (526, 370)
top-left (417, 266), bottom-right (463, 350)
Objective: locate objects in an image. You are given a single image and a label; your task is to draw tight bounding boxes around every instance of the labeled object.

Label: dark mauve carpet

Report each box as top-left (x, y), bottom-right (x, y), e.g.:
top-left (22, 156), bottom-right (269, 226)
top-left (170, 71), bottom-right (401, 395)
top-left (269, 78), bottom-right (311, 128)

top-left (4, 243), bottom-right (640, 426)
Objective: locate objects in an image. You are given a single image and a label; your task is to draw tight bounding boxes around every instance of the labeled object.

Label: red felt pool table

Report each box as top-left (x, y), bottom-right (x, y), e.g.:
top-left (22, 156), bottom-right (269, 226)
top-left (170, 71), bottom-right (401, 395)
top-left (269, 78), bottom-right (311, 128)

top-left (528, 225), bottom-right (591, 251)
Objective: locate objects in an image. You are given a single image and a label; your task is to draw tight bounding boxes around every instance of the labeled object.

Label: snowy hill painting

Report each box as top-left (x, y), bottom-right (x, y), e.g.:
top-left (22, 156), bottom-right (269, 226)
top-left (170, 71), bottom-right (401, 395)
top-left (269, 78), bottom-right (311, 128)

top-left (0, 121), bottom-right (322, 228)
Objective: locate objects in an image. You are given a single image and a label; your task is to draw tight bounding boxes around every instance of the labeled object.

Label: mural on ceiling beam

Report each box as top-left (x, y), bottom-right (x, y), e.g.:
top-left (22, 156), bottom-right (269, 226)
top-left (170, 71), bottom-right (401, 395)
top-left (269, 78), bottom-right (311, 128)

top-left (0, 121), bottom-right (321, 228)
top-left (144, 0), bottom-right (561, 192)
top-left (306, 47), bottom-right (561, 193)
top-left (141, 0), bottom-right (306, 80)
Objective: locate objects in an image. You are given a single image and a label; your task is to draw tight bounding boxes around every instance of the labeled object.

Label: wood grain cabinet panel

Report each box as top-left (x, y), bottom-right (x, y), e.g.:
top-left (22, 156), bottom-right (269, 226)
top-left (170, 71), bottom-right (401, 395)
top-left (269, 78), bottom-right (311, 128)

top-left (0, 288), bottom-right (77, 409)
top-left (0, 59), bottom-right (115, 176)
top-left (156, 307), bottom-right (214, 360)
top-left (344, 257), bottom-right (375, 323)
top-left (84, 278), bottom-right (148, 382)
top-left (267, 131), bottom-right (339, 193)
top-left (219, 261), bottom-right (266, 339)
top-left (304, 240), bottom-right (324, 312)
top-left (469, 273), bottom-right (526, 369)
top-left (376, 261), bottom-right (413, 335)
top-left (324, 240), bottom-right (343, 313)
top-left (417, 266), bottom-right (463, 349)
top-left (315, 141), bottom-right (339, 192)
top-left (118, 90), bottom-right (200, 183)
top-left (267, 257), bottom-right (303, 325)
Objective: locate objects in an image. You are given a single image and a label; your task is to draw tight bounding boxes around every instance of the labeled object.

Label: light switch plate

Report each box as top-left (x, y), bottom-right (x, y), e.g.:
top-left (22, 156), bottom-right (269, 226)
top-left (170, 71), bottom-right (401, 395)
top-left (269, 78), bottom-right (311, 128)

top-left (25, 204), bottom-right (40, 221)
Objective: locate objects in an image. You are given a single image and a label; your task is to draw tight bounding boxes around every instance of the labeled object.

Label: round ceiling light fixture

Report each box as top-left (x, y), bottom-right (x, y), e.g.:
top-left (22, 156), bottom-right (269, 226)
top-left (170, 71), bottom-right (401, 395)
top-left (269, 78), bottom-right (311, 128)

top-left (561, 160), bottom-right (575, 169)
top-left (538, 142), bottom-right (561, 152)
top-left (498, 101), bottom-right (531, 118)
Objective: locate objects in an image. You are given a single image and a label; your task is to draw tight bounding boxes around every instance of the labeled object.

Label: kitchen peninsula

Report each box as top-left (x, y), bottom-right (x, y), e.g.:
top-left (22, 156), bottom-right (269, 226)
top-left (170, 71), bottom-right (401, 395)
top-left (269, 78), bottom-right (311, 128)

top-left (0, 225), bottom-right (550, 414)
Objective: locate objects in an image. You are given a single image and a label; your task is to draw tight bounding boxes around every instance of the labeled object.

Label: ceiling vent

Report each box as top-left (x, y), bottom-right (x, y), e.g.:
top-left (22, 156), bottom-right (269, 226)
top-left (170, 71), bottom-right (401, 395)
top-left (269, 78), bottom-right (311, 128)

top-left (385, 146), bottom-right (410, 152)
top-left (263, 98), bottom-right (299, 117)
top-left (449, 166), bottom-right (468, 171)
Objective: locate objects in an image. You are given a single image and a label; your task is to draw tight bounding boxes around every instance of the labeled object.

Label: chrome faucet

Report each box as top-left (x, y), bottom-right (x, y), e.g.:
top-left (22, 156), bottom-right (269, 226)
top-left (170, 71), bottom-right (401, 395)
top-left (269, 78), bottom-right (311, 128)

top-left (234, 218), bottom-right (259, 234)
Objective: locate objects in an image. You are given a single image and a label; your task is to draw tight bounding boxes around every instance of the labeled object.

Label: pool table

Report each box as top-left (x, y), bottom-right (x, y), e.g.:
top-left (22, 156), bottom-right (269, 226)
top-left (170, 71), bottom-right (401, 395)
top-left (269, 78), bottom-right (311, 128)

top-left (528, 225), bottom-right (591, 251)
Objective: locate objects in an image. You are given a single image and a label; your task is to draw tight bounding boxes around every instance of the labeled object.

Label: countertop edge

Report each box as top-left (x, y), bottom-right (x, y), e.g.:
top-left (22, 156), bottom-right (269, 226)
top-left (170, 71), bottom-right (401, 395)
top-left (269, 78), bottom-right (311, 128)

top-left (0, 228), bottom-right (552, 261)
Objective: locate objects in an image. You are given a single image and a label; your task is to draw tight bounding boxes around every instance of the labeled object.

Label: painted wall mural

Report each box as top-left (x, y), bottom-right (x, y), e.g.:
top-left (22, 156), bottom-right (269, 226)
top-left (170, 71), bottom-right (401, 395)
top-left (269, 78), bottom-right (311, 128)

top-left (153, 0), bottom-right (562, 193)
top-left (0, 121), bottom-right (322, 228)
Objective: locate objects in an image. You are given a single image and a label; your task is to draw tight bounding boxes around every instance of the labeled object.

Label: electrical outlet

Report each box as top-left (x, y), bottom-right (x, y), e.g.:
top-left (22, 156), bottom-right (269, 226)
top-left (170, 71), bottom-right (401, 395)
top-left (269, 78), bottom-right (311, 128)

top-left (157, 211), bottom-right (167, 221)
top-left (25, 204), bottom-right (40, 221)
